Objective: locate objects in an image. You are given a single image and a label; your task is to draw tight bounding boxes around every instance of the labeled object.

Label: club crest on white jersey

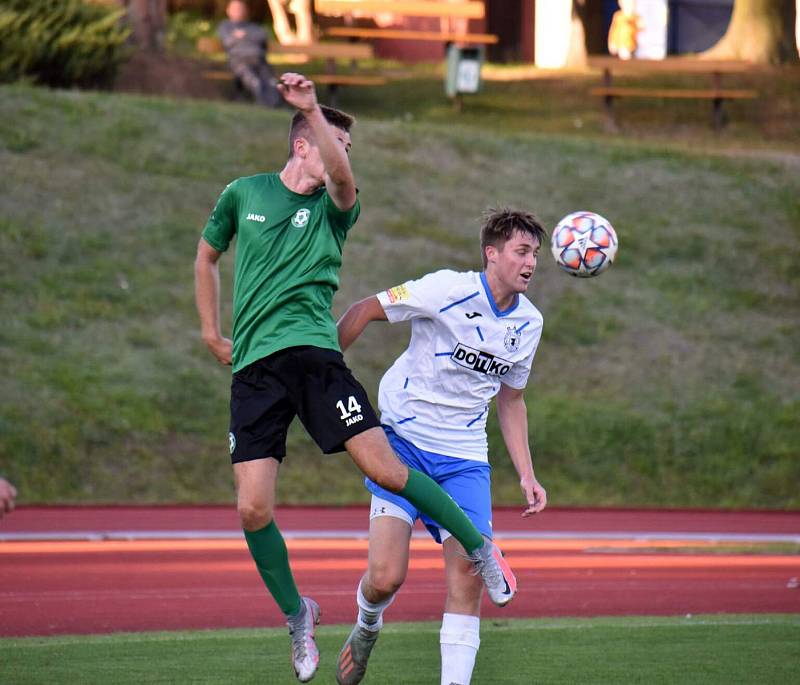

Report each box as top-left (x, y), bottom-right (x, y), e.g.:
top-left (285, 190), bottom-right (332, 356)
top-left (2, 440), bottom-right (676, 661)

top-left (504, 326), bottom-right (521, 353)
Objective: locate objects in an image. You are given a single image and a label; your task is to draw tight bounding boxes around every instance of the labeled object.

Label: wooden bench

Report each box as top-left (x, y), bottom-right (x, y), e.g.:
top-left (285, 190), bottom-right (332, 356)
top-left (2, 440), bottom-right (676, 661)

top-left (198, 36), bottom-right (375, 67)
top-left (588, 57), bottom-right (759, 131)
top-left (201, 69), bottom-right (386, 106)
top-left (199, 37), bottom-right (384, 105)
top-left (303, 72), bottom-right (387, 105)
top-left (316, 0), bottom-right (498, 46)
top-left (270, 40), bottom-right (375, 63)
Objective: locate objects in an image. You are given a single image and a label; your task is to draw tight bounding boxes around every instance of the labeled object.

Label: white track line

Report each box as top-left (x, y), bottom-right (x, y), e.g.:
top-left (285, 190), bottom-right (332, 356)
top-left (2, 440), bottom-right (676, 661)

top-left (1, 530), bottom-right (798, 543)
top-left (2, 615), bottom-right (797, 649)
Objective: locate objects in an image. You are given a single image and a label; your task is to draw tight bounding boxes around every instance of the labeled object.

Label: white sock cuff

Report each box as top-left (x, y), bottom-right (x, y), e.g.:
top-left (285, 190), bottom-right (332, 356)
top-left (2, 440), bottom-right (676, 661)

top-left (357, 581), bottom-right (396, 614)
top-left (440, 613), bottom-right (480, 649)
top-left (356, 580), bottom-right (396, 631)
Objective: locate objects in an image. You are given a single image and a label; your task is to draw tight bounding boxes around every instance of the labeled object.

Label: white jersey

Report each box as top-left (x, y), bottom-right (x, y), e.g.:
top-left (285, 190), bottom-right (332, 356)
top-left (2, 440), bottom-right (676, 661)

top-left (375, 270), bottom-right (543, 463)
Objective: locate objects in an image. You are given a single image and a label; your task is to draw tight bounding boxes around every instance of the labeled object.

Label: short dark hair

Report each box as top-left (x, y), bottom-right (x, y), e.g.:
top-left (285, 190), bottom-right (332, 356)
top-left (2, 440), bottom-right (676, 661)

top-left (479, 208), bottom-right (548, 268)
top-left (288, 105), bottom-right (355, 157)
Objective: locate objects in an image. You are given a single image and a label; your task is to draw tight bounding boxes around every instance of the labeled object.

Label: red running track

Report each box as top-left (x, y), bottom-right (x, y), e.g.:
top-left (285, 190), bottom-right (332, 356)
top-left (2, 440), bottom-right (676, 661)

top-left (1, 506), bottom-right (798, 637)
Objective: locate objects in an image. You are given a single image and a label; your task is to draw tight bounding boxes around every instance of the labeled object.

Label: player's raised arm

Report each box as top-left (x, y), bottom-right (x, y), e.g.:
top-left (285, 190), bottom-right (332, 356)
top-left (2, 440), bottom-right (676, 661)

top-left (496, 383), bottom-right (547, 517)
top-left (278, 73), bottom-right (356, 210)
top-left (337, 295), bottom-right (388, 352)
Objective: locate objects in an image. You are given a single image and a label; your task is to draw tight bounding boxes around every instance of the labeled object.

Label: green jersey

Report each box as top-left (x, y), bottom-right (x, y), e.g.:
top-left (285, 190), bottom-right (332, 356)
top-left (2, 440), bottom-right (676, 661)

top-left (202, 173), bottom-right (360, 372)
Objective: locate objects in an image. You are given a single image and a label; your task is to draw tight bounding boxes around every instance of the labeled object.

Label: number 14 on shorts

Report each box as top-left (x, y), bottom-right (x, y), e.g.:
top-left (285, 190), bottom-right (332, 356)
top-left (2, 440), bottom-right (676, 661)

top-left (336, 395), bottom-right (364, 427)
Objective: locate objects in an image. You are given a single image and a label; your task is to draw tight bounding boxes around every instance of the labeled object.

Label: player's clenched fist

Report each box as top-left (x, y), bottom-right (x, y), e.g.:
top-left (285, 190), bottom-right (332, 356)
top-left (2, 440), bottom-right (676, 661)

top-left (277, 72), bottom-right (318, 113)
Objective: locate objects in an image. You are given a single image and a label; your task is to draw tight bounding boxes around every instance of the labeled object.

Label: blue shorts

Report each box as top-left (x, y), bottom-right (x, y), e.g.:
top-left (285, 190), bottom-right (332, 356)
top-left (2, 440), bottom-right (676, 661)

top-left (365, 425), bottom-right (493, 544)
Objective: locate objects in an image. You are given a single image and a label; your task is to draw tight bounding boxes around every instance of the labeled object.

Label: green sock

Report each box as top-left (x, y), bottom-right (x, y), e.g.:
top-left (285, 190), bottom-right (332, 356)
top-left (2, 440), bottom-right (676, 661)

top-left (243, 520), bottom-right (302, 617)
top-left (399, 468), bottom-right (484, 553)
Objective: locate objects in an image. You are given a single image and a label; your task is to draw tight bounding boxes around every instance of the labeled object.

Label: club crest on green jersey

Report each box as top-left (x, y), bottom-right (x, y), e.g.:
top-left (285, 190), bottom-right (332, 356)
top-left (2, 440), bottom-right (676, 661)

top-left (291, 208), bottom-right (310, 228)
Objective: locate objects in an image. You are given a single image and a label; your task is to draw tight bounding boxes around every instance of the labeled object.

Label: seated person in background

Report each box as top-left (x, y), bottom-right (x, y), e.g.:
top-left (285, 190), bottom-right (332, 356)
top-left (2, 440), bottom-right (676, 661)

top-left (218, 0), bottom-right (281, 107)
top-left (0, 477), bottom-right (17, 519)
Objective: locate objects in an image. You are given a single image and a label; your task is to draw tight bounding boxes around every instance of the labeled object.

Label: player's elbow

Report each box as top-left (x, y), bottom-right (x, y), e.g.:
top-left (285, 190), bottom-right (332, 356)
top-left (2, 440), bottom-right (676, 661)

top-left (496, 389), bottom-right (525, 421)
top-left (195, 239), bottom-right (221, 269)
top-left (348, 296), bottom-right (385, 326)
top-left (352, 296), bottom-right (375, 320)
top-left (329, 188), bottom-right (357, 213)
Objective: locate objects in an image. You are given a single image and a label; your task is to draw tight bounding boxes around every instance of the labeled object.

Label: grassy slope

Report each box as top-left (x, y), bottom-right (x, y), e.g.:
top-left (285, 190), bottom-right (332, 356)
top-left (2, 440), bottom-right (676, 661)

top-left (1, 616), bottom-right (798, 684)
top-left (0, 83), bottom-right (798, 506)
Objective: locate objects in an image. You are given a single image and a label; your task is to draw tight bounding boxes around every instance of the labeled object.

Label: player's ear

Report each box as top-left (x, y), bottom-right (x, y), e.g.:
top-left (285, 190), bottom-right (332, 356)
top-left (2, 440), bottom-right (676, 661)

top-left (294, 136), bottom-right (308, 158)
top-left (485, 245), bottom-right (498, 265)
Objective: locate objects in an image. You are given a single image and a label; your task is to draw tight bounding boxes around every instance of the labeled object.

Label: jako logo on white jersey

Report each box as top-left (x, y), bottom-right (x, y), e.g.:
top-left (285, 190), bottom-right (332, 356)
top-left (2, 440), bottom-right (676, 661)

top-left (451, 343), bottom-right (512, 376)
top-left (247, 213), bottom-right (266, 223)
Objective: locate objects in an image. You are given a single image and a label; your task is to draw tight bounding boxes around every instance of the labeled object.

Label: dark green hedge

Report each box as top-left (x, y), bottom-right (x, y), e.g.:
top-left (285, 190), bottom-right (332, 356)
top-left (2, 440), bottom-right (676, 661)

top-left (0, 0), bottom-right (130, 88)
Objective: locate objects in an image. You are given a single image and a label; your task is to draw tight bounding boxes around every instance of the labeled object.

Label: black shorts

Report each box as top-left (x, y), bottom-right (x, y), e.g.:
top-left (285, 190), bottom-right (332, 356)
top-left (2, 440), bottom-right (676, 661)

top-left (228, 345), bottom-right (380, 463)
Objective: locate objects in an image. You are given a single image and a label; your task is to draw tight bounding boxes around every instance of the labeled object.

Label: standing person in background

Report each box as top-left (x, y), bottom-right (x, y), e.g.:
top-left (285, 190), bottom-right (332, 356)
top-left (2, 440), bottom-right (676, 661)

top-left (0, 477), bottom-right (17, 519)
top-left (218, 0), bottom-right (281, 107)
top-left (194, 74), bottom-right (518, 683)
top-left (335, 209), bottom-right (549, 685)
top-left (608, 0), bottom-right (640, 60)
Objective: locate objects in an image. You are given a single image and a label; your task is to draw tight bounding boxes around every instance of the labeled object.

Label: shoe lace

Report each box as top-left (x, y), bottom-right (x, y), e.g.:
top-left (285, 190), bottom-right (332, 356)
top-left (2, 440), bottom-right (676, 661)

top-left (466, 546), bottom-right (502, 586)
top-left (290, 622), bottom-right (309, 662)
top-left (288, 609), bottom-right (311, 663)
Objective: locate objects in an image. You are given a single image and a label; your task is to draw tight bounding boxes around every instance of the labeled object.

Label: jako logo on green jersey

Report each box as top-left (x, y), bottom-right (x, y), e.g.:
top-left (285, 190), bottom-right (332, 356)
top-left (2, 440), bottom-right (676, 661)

top-left (246, 213), bottom-right (265, 222)
top-left (291, 208), bottom-right (310, 228)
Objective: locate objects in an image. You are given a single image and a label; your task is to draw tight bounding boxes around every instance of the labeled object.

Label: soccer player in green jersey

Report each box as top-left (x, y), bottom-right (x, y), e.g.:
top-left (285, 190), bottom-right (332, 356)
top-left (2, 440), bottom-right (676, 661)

top-left (194, 73), bottom-right (516, 682)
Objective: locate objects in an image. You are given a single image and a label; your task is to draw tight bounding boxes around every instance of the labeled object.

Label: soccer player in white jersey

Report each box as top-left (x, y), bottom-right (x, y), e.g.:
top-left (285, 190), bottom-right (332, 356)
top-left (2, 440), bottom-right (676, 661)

top-left (334, 208), bottom-right (549, 685)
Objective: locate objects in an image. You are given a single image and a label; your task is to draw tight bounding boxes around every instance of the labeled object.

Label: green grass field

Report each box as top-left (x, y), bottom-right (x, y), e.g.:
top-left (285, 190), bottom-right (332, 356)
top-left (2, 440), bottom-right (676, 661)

top-left (1, 615), bottom-right (798, 684)
top-left (1, 79), bottom-right (799, 507)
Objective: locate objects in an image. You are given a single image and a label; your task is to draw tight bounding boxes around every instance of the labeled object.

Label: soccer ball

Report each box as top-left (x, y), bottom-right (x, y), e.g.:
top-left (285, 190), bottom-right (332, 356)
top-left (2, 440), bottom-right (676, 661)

top-left (550, 211), bottom-right (618, 278)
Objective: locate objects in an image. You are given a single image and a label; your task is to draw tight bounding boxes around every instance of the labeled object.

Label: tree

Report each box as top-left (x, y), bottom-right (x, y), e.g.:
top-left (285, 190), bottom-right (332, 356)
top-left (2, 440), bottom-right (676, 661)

top-left (702, 0), bottom-right (798, 63)
top-left (564, 0), bottom-right (606, 67)
top-left (123, 0), bottom-right (167, 51)
top-left (796, 0), bottom-right (800, 56)
top-left (565, 0), bottom-right (589, 67)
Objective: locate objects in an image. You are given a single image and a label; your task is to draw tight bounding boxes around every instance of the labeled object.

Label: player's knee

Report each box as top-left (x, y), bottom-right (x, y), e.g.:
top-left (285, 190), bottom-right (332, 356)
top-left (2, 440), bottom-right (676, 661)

top-left (370, 464), bottom-right (408, 494)
top-left (237, 501), bottom-right (273, 531)
top-left (369, 565), bottom-right (406, 596)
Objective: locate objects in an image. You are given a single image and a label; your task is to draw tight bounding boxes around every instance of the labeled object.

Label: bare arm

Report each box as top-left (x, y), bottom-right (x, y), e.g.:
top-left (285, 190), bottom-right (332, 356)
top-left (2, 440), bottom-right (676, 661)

top-left (0, 478), bottom-right (17, 519)
top-left (278, 72), bottom-right (356, 210)
top-left (194, 238), bottom-right (232, 365)
top-left (496, 383), bottom-right (547, 517)
top-left (337, 295), bottom-right (388, 352)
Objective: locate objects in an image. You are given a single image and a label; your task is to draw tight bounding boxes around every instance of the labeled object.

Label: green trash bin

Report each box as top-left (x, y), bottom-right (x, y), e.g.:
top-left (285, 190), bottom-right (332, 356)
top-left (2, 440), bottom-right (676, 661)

top-left (445, 44), bottom-right (485, 100)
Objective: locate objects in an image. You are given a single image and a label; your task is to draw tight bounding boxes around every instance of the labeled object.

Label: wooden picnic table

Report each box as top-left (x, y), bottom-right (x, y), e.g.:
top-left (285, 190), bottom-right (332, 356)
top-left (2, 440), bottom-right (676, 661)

top-left (315, 0), bottom-right (485, 19)
top-left (315, 0), bottom-right (497, 47)
top-left (587, 56), bottom-right (760, 131)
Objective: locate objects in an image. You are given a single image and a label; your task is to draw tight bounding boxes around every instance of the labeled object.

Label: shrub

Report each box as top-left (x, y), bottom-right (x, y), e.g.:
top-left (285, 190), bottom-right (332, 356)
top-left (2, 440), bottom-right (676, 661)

top-left (0, 0), bottom-right (130, 88)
